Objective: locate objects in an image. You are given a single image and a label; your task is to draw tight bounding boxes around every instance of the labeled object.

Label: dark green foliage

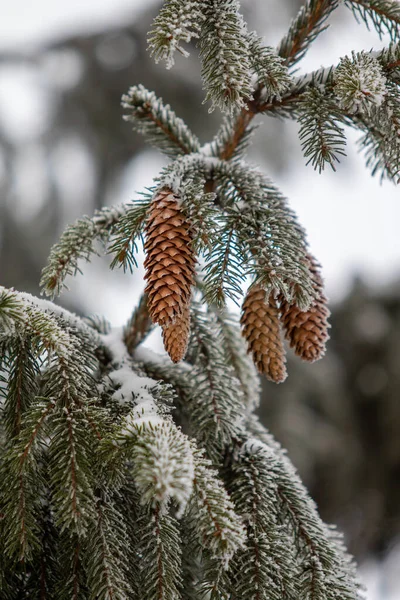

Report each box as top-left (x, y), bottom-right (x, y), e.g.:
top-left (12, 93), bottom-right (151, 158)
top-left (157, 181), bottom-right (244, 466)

top-left (298, 86), bottom-right (347, 172)
top-left (122, 85), bottom-right (201, 157)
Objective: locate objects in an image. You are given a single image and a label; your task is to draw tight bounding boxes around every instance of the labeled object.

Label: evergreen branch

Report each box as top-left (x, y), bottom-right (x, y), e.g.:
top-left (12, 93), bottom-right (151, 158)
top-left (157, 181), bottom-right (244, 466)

top-left (249, 35), bottom-right (292, 101)
top-left (202, 218), bottom-right (247, 307)
top-left (213, 308), bottom-right (260, 412)
top-left (122, 84), bottom-right (201, 157)
top-left (227, 442), bottom-right (299, 600)
top-left (345, 0), bottom-right (400, 39)
top-left (108, 196), bottom-right (151, 272)
top-left (48, 405), bottom-right (97, 537)
top-left (2, 337), bottom-right (40, 439)
top-left (199, 0), bottom-right (254, 113)
top-left (124, 293), bottom-right (154, 354)
top-left (84, 496), bottom-right (133, 600)
top-left (186, 444), bottom-right (246, 562)
top-left (298, 86), bottom-right (347, 172)
top-left (130, 420), bottom-right (194, 514)
top-left (243, 420), bottom-right (361, 600)
top-left (351, 81), bottom-right (400, 181)
top-left (187, 305), bottom-right (245, 459)
top-left (207, 116), bottom-right (259, 163)
top-left (2, 398), bottom-right (54, 562)
top-left (278, 0), bottom-right (339, 66)
top-left (214, 162), bottom-right (314, 309)
top-left (103, 352), bottom-right (194, 513)
top-left (378, 41), bottom-right (400, 83)
top-left (56, 536), bottom-right (87, 600)
top-left (40, 204), bottom-right (127, 298)
top-left (147, 0), bottom-right (204, 68)
top-left (334, 51), bottom-right (388, 114)
top-left (137, 505), bottom-right (182, 600)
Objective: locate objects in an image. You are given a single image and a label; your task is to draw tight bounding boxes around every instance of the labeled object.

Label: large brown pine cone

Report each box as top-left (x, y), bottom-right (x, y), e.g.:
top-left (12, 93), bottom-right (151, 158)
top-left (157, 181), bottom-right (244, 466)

top-left (280, 254), bottom-right (330, 362)
top-left (144, 189), bottom-right (195, 326)
top-left (162, 307), bottom-right (190, 363)
top-left (241, 284), bottom-right (287, 383)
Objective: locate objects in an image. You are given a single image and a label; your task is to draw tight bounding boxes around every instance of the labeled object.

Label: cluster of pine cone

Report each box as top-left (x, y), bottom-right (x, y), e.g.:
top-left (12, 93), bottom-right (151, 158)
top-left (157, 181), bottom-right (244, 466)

top-left (144, 188), bottom-right (330, 382)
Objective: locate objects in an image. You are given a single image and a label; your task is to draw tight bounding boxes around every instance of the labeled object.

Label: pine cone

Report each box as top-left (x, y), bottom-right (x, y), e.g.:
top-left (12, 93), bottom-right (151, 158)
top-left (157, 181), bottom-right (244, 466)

top-left (241, 284), bottom-right (287, 383)
top-left (162, 307), bottom-right (190, 363)
top-left (144, 189), bottom-right (195, 326)
top-left (280, 255), bottom-right (330, 362)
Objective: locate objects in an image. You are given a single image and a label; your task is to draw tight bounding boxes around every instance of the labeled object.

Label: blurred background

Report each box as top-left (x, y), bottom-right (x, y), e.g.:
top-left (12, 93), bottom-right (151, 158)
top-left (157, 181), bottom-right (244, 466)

top-left (0, 1), bottom-right (399, 597)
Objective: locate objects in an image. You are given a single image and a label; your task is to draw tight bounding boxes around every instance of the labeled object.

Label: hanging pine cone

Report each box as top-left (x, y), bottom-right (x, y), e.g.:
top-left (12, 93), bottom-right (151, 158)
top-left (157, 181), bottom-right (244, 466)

top-left (280, 254), bottom-right (330, 362)
top-left (144, 188), bottom-right (195, 326)
top-left (162, 307), bottom-right (190, 363)
top-left (241, 284), bottom-right (287, 383)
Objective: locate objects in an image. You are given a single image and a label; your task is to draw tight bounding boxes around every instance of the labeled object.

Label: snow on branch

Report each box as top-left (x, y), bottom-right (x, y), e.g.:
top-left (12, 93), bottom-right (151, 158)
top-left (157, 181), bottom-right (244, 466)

top-left (40, 204), bottom-right (128, 298)
top-left (122, 84), bottom-right (201, 157)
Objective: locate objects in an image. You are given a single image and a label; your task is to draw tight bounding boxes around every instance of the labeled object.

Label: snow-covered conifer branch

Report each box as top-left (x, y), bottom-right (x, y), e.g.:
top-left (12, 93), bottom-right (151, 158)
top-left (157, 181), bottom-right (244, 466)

top-left (249, 35), bottom-right (292, 101)
top-left (298, 85), bottom-right (347, 172)
top-left (202, 214), bottom-right (247, 306)
top-left (136, 506), bottom-right (182, 600)
top-left (218, 311), bottom-right (261, 407)
top-left (186, 305), bottom-right (245, 458)
top-left (1, 337), bottom-right (39, 438)
top-left (213, 162), bottom-right (314, 309)
top-left (122, 84), bottom-right (201, 157)
top-left (147, 0), bottom-right (204, 68)
top-left (40, 204), bottom-right (127, 298)
top-left (334, 51), bottom-right (387, 114)
top-left (124, 293), bottom-right (153, 354)
top-left (185, 444), bottom-right (246, 561)
top-left (199, 0), bottom-right (254, 113)
top-left (227, 441), bottom-right (299, 599)
top-left (345, 0), bottom-right (400, 40)
top-left (108, 195), bottom-right (151, 271)
top-left (278, 0), bottom-right (339, 65)
top-left (84, 495), bottom-right (134, 598)
top-left (207, 116), bottom-right (259, 163)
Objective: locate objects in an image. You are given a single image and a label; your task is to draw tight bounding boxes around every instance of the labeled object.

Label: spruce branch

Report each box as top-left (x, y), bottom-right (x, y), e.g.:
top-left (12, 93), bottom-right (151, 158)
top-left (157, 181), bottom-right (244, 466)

top-left (40, 204), bottom-right (127, 298)
top-left (1, 399), bottom-right (53, 562)
top-left (199, 0), bottom-right (254, 113)
top-left (248, 35), bottom-right (292, 101)
top-left (186, 305), bottom-right (245, 458)
top-left (278, 0), bottom-right (339, 66)
top-left (84, 495), bottom-right (133, 600)
top-left (1, 337), bottom-right (40, 438)
top-left (298, 85), bottom-right (347, 172)
top-left (122, 84), bottom-right (201, 157)
top-left (123, 293), bottom-right (153, 354)
top-left (137, 505), bottom-right (182, 600)
top-left (345, 0), bottom-right (400, 40)
top-left (213, 308), bottom-right (261, 412)
top-left (108, 195), bottom-right (151, 272)
top-left (213, 162), bottom-right (314, 308)
top-left (202, 216), bottom-right (247, 307)
top-left (334, 51), bottom-right (388, 114)
top-left (147, 0), bottom-right (204, 68)
top-left (186, 444), bottom-right (246, 562)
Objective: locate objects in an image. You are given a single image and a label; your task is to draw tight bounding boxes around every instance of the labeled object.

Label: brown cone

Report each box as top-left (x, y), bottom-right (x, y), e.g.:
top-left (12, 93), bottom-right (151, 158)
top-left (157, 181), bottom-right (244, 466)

top-left (162, 307), bottom-right (190, 363)
top-left (241, 284), bottom-right (287, 383)
top-left (144, 189), bottom-right (195, 326)
top-left (280, 254), bottom-right (330, 362)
